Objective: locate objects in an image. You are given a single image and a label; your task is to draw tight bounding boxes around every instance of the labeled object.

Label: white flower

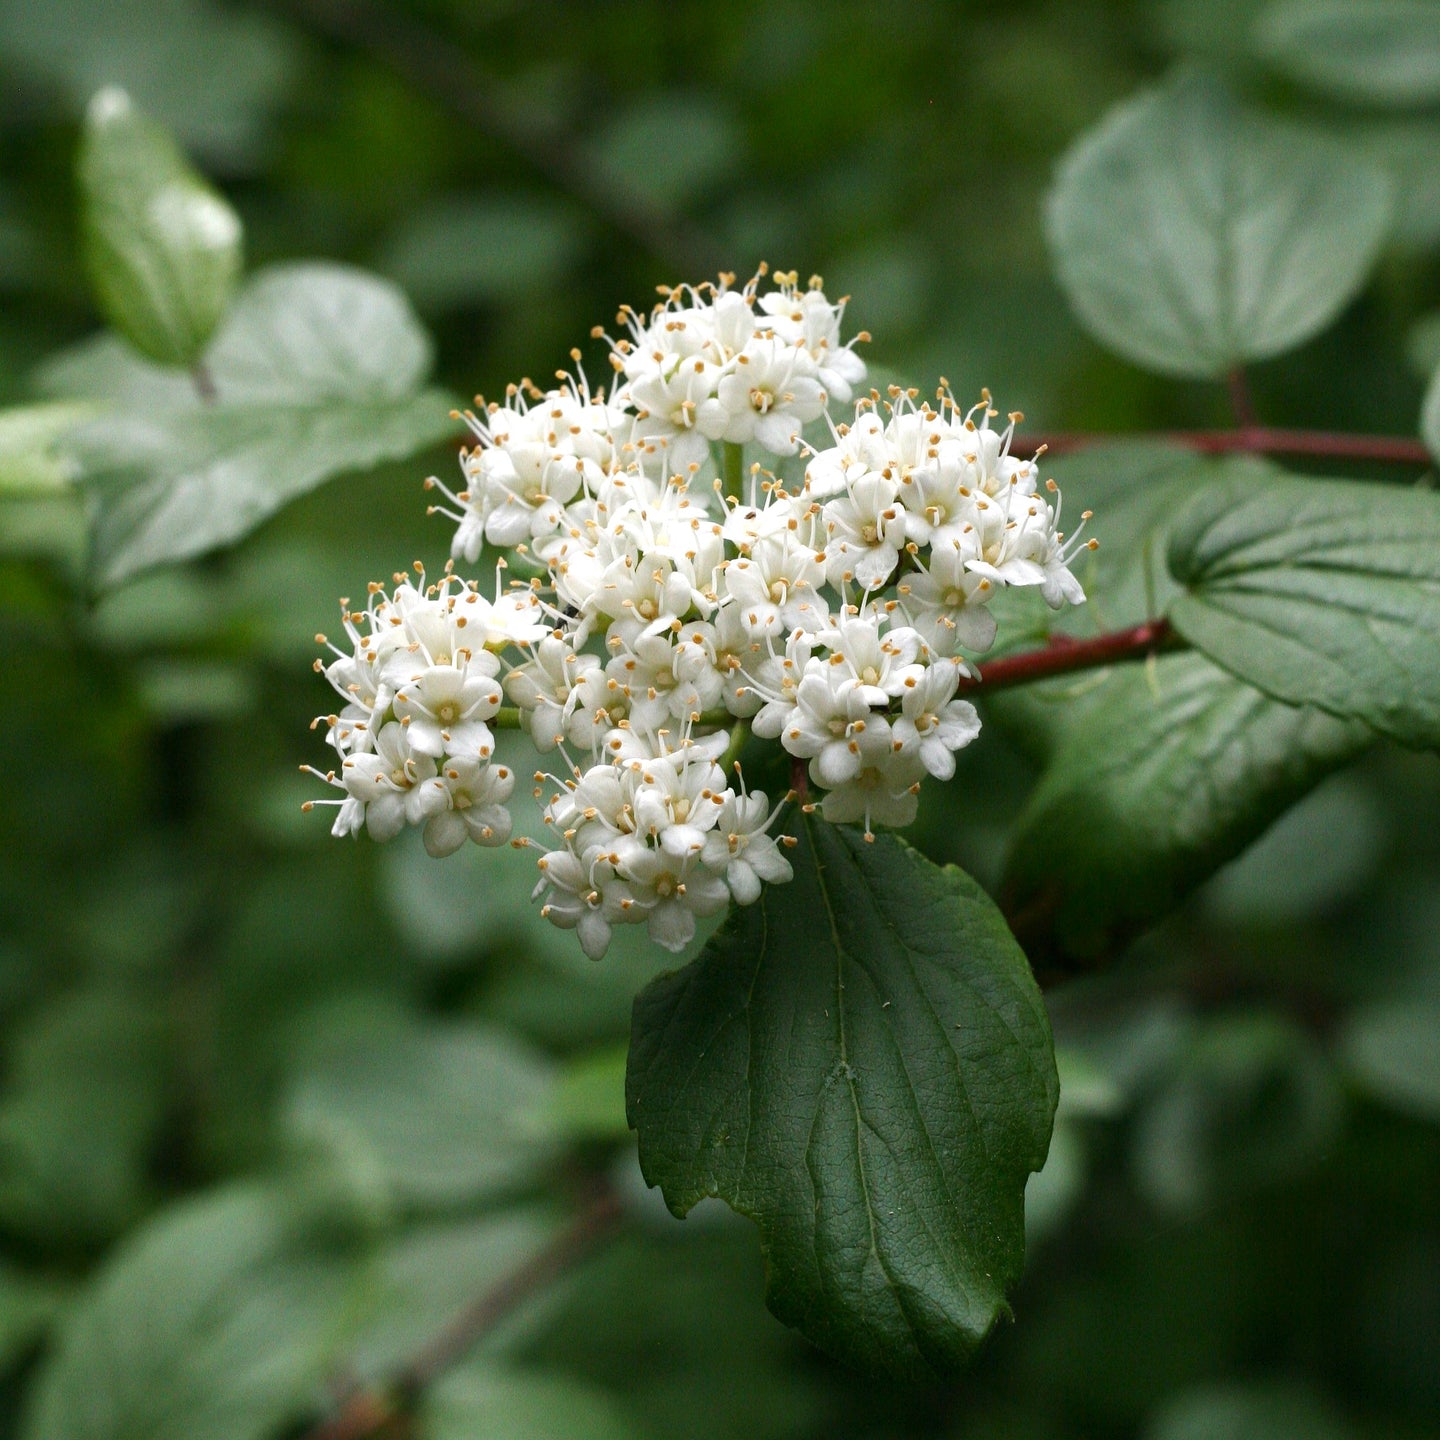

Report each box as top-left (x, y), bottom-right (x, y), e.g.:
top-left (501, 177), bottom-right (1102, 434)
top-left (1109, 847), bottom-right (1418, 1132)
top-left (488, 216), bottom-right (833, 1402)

top-left (697, 335), bottom-right (826, 454)
top-left (532, 846), bottom-right (614, 961)
top-left (781, 670), bottom-right (892, 789)
top-left (338, 722), bottom-right (448, 841)
top-left (891, 663), bottom-right (982, 780)
top-left (897, 539), bottom-right (998, 655)
top-left (700, 790), bottom-right (793, 904)
top-left (606, 847), bottom-right (730, 953)
top-left (819, 613), bottom-right (922, 707)
top-left (423, 757), bottom-right (515, 855)
top-left (819, 749), bottom-right (927, 837)
top-left (392, 663), bottom-right (503, 760)
top-left (822, 471), bottom-right (907, 590)
top-left (505, 637), bottom-right (602, 751)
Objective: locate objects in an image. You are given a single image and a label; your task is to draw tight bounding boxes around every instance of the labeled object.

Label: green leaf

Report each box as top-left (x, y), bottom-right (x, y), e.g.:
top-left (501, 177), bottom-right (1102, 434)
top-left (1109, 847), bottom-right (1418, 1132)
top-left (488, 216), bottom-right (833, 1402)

top-left (1046, 69), bottom-right (1393, 378)
top-left (1255, 0), bottom-right (1440, 111)
top-left (421, 1364), bottom-right (644, 1440)
top-left (77, 89), bottom-right (242, 368)
top-left (0, 1266), bottom-right (68, 1373)
top-left (1002, 653), bottom-right (1371, 960)
top-left (377, 194), bottom-right (587, 312)
top-left (989, 448), bottom-right (1373, 960)
top-left (1131, 1013), bottom-right (1343, 1215)
top-left (342, 1211), bottom-right (561, 1383)
top-left (0, 0), bottom-right (299, 167)
top-left (626, 816), bottom-right (1057, 1378)
top-left (0, 403), bottom-right (95, 494)
top-left (546, 1044), bottom-right (631, 1143)
top-left (1146, 1381), bottom-right (1355, 1440)
top-left (22, 1184), bottom-right (350, 1440)
top-left (1338, 999), bottom-right (1440, 1122)
top-left (63, 262), bottom-right (458, 589)
top-left (282, 1001), bottom-right (558, 1218)
top-left (520, 1227), bottom-right (824, 1440)
top-left (0, 990), bottom-right (171, 1246)
top-left (1167, 473), bottom-right (1440, 747)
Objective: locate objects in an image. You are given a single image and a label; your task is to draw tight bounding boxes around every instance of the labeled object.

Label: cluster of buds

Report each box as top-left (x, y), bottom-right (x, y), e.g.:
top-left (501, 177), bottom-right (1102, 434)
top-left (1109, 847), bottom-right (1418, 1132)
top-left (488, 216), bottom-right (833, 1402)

top-left (305, 268), bottom-right (1094, 958)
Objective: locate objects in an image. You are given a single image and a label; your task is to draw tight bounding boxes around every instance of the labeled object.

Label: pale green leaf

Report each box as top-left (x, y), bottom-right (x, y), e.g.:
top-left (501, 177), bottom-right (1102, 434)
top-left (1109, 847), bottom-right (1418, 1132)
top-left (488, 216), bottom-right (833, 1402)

top-left (627, 816), bottom-right (1056, 1378)
top-left (1256, 0), bottom-right (1440, 110)
top-left (282, 1002), bottom-right (558, 1217)
top-left (22, 1185), bottom-right (350, 1440)
top-left (0, 404), bottom-right (95, 494)
top-left (1046, 70), bottom-right (1392, 378)
top-left (77, 89), bottom-right (242, 367)
top-left (62, 263), bottom-right (458, 589)
top-left (546, 1045), bottom-right (630, 1143)
top-left (343, 1212), bottom-right (561, 1383)
top-left (1167, 473), bottom-right (1440, 747)
top-left (422, 1364), bottom-right (644, 1440)
top-left (0, 0), bottom-right (298, 167)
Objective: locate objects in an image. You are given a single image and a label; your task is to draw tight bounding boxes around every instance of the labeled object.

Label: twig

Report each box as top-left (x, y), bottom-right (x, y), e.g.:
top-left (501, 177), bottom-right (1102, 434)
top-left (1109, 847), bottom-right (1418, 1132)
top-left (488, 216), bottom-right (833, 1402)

top-left (1014, 427), bottom-right (1431, 466)
top-left (957, 618), bottom-right (1179, 694)
top-left (265, 0), bottom-right (720, 277)
top-left (299, 1182), bottom-right (625, 1440)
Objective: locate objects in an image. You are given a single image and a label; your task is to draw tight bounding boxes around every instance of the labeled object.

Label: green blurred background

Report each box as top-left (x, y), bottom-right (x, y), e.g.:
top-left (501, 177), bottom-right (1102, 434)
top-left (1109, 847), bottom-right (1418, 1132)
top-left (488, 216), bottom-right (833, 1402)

top-left (2, 2), bottom-right (1439, 1437)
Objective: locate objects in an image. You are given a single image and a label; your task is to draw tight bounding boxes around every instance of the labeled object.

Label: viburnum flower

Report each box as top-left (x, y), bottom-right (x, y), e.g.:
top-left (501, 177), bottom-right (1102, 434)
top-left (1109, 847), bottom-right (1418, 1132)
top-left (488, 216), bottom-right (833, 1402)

top-left (305, 269), bottom-right (1095, 958)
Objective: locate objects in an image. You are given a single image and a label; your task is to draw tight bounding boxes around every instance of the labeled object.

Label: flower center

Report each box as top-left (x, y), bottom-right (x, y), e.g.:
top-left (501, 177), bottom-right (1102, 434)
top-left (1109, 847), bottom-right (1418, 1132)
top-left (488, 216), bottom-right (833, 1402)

top-left (436, 701), bottom-right (460, 725)
top-left (860, 665), bottom-right (881, 688)
top-left (860, 522), bottom-right (880, 545)
top-left (654, 871), bottom-right (678, 898)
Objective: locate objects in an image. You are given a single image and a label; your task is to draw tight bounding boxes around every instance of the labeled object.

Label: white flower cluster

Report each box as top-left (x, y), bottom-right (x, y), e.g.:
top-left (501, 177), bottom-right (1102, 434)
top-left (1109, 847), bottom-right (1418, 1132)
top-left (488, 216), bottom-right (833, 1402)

top-left (302, 572), bottom-right (546, 857)
top-left (306, 268), bottom-right (1095, 959)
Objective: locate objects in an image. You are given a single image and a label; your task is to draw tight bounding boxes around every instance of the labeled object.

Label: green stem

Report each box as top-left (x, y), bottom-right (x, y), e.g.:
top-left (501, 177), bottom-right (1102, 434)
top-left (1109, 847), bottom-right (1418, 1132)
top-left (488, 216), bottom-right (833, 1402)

top-left (721, 441), bottom-right (746, 503)
top-left (493, 706), bottom-right (522, 729)
top-left (720, 718), bottom-right (750, 774)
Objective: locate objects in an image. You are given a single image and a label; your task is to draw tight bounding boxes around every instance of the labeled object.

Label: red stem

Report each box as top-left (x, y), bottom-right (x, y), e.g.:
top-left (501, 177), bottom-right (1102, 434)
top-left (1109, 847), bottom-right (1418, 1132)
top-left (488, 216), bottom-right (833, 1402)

top-left (959, 618), bottom-right (1178, 694)
top-left (1014, 427), bottom-right (1431, 466)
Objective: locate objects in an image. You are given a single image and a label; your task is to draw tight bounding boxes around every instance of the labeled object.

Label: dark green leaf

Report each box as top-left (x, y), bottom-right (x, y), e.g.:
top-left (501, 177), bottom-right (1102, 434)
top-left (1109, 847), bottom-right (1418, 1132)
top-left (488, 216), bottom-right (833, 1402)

top-left (377, 194), bottom-right (587, 312)
top-left (22, 1185), bottom-right (350, 1440)
top-left (282, 1001), bottom-right (558, 1217)
top-left (77, 89), bottom-right (242, 367)
top-left (626, 817), bottom-right (1056, 1378)
top-left (0, 1266), bottom-right (68, 1374)
top-left (991, 448), bottom-right (1373, 960)
top-left (520, 1227), bottom-right (823, 1440)
top-left (1338, 999), bottom-right (1440, 1122)
top-left (1256, 0), bottom-right (1440, 111)
top-left (1146, 1381), bottom-right (1355, 1440)
top-left (1131, 1013), bottom-right (1343, 1214)
top-left (1046, 70), bottom-right (1392, 378)
top-left (0, 990), bottom-right (171, 1246)
top-left (63, 263), bottom-right (458, 589)
top-left (1167, 473), bottom-right (1440, 747)
top-left (1002, 653), bottom-right (1370, 960)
